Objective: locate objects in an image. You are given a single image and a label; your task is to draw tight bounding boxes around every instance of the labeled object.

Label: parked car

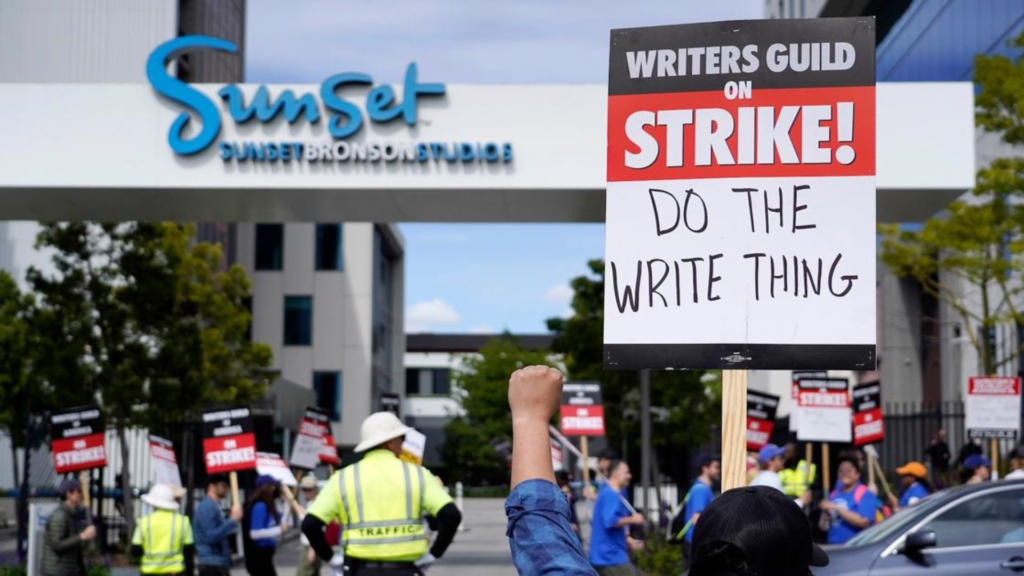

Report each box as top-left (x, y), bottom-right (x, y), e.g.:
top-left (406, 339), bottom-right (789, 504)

top-left (819, 479), bottom-right (1024, 575)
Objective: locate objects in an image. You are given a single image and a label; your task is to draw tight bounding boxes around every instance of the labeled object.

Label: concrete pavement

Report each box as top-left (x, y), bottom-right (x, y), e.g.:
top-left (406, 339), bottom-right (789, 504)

top-left (231, 498), bottom-right (517, 575)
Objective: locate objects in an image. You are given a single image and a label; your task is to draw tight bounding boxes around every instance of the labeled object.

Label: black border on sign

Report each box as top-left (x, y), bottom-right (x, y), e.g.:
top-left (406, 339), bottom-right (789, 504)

top-left (604, 343), bottom-right (875, 370)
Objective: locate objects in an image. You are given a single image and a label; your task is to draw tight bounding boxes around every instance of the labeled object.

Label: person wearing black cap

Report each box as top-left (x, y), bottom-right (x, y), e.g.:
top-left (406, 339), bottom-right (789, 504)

top-left (42, 477), bottom-right (96, 576)
top-left (194, 474), bottom-right (243, 576)
top-left (689, 485), bottom-right (829, 576)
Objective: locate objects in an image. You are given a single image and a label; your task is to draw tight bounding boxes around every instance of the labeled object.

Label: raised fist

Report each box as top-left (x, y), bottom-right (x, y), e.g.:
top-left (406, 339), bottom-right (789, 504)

top-left (508, 366), bottom-right (563, 424)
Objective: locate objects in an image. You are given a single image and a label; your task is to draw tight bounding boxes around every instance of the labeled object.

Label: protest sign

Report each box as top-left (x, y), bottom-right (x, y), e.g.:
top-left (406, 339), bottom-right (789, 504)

top-left (746, 391), bottom-right (779, 451)
top-left (291, 407), bottom-right (330, 470)
top-left (795, 378), bottom-right (851, 443)
top-left (381, 392), bottom-right (401, 416)
top-left (966, 376), bottom-right (1021, 439)
top-left (400, 429), bottom-right (427, 465)
top-left (256, 452), bottom-right (298, 486)
top-left (604, 18), bottom-right (876, 371)
top-left (551, 438), bottom-right (564, 472)
top-left (50, 406), bottom-right (107, 474)
top-left (149, 435), bottom-right (182, 487)
top-left (560, 382), bottom-right (606, 436)
top-left (852, 382), bottom-right (884, 446)
top-left (202, 407), bottom-right (257, 474)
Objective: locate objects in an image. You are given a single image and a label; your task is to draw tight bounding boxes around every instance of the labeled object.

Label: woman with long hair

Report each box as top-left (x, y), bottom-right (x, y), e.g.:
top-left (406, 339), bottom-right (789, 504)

top-left (244, 475), bottom-right (289, 575)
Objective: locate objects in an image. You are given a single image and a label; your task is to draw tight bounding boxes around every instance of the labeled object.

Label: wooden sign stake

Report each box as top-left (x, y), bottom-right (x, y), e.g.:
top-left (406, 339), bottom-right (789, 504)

top-left (867, 447), bottom-right (876, 488)
top-left (280, 484), bottom-right (305, 516)
top-left (229, 471), bottom-right (240, 509)
top-left (80, 470), bottom-right (91, 509)
top-left (722, 369), bottom-right (748, 491)
top-left (822, 443), bottom-right (831, 494)
top-left (580, 436), bottom-right (591, 486)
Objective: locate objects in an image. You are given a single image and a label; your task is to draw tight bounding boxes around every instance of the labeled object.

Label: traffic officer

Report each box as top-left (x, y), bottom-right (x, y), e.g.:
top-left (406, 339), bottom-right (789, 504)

top-left (131, 483), bottom-right (195, 575)
top-left (302, 412), bottom-right (462, 575)
top-left (780, 442), bottom-right (817, 506)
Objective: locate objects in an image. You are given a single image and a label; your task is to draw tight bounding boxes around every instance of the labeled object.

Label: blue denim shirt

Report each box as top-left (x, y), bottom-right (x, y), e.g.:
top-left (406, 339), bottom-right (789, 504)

top-left (505, 479), bottom-right (597, 575)
top-left (193, 496), bottom-right (238, 567)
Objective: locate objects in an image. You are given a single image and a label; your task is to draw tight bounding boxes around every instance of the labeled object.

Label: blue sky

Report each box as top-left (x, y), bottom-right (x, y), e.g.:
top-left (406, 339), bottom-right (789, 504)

top-left (246, 0), bottom-right (763, 333)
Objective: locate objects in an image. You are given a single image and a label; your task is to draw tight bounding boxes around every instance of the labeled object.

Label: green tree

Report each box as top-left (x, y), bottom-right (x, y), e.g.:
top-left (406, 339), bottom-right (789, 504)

top-left (29, 222), bottom-right (272, 538)
top-left (546, 260), bottom-right (720, 481)
top-left (0, 271), bottom-right (48, 484)
top-left (441, 335), bottom-right (554, 485)
top-left (880, 32), bottom-right (1024, 375)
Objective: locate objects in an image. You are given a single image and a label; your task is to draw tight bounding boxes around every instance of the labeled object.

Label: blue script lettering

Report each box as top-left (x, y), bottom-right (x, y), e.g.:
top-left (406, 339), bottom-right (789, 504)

top-left (148, 36), bottom-right (447, 155)
top-left (147, 36), bottom-right (239, 156)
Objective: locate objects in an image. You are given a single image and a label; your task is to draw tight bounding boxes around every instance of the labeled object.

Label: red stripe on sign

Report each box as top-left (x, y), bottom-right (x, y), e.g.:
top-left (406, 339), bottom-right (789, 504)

top-left (968, 376), bottom-right (1021, 396)
top-left (203, 433), bottom-right (257, 474)
top-left (853, 408), bottom-right (884, 445)
top-left (798, 390), bottom-right (850, 408)
top-left (746, 418), bottom-right (775, 451)
top-left (52, 433), bottom-right (107, 473)
top-left (560, 405), bottom-right (606, 436)
top-left (608, 86), bottom-right (874, 181)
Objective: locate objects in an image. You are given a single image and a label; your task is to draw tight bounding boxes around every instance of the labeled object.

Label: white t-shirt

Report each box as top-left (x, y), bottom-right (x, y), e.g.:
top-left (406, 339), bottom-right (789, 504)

top-left (750, 470), bottom-right (784, 492)
top-left (1005, 469), bottom-right (1024, 480)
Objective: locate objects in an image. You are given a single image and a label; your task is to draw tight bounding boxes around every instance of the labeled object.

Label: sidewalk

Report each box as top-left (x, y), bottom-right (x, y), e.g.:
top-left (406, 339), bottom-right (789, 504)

top-left (231, 498), bottom-right (517, 575)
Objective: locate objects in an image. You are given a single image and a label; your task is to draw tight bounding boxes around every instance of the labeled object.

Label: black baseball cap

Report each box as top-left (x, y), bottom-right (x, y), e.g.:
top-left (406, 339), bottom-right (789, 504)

top-left (690, 486), bottom-right (829, 576)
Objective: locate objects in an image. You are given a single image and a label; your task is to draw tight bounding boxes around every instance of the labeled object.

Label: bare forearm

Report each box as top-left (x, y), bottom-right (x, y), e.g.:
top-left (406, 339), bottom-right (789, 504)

top-left (838, 509), bottom-right (870, 528)
top-left (511, 416), bottom-right (555, 489)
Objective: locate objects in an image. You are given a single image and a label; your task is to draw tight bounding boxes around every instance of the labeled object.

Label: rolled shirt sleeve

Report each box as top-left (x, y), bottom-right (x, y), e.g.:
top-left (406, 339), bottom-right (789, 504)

top-left (505, 479), bottom-right (596, 576)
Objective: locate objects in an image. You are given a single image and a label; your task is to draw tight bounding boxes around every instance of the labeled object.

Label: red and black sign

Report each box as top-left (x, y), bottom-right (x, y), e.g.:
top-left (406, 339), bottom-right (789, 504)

top-left (309, 406), bottom-right (341, 465)
top-left (560, 382), bottom-right (605, 436)
top-left (603, 18), bottom-right (877, 371)
top-left (746, 391), bottom-right (779, 451)
top-left (202, 407), bottom-right (257, 474)
top-left (50, 406), bottom-right (107, 474)
top-left (852, 382), bottom-right (883, 446)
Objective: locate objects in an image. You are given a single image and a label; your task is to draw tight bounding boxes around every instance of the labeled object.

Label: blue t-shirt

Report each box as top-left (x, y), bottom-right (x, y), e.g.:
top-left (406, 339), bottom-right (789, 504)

top-left (682, 480), bottom-right (714, 543)
top-left (899, 482), bottom-right (929, 507)
top-left (827, 483), bottom-right (878, 545)
top-left (589, 484), bottom-right (630, 567)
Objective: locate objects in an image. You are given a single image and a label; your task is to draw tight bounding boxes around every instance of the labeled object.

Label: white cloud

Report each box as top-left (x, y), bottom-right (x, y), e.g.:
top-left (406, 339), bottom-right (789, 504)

top-left (467, 325), bottom-right (495, 334)
top-left (544, 283), bottom-right (574, 304)
top-left (406, 298), bottom-right (461, 332)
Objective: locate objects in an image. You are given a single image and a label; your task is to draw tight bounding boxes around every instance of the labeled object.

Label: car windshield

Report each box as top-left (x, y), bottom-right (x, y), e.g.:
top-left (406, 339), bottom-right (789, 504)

top-left (844, 491), bottom-right (954, 546)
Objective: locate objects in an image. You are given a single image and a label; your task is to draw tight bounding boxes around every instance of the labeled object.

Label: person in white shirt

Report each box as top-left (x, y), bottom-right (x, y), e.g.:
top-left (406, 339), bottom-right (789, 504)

top-left (750, 444), bottom-right (787, 492)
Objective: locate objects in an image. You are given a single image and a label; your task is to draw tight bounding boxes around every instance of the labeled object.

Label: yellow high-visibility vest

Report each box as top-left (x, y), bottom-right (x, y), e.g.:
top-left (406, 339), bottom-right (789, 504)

top-left (337, 451), bottom-right (431, 560)
top-left (307, 449), bottom-right (454, 561)
top-left (780, 460), bottom-right (817, 498)
top-left (131, 510), bottom-right (193, 574)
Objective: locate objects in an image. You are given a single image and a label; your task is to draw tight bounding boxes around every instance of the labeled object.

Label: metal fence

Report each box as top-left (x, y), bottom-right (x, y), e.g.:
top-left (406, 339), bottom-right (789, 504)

top-left (877, 400), bottom-right (1019, 477)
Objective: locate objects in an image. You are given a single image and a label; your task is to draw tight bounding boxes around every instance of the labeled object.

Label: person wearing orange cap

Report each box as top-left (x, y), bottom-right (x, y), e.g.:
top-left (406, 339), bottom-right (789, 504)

top-left (889, 461), bottom-right (932, 510)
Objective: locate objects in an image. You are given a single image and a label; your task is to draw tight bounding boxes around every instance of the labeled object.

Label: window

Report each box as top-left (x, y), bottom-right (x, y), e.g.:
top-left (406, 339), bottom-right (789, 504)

top-left (314, 371), bottom-right (342, 422)
top-left (919, 489), bottom-right (1024, 548)
top-left (404, 368), bottom-right (452, 396)
top-left (284, 296), bottom-right (312, 345)
top-left (315, 224), bottom-right (344, 270)
top-left (255, 224), bottom-right (284, 270)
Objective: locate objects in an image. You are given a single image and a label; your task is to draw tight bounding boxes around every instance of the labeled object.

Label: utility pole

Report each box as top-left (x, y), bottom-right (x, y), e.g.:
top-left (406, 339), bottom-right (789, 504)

top-left (640, 369), bottom-right (652, 517)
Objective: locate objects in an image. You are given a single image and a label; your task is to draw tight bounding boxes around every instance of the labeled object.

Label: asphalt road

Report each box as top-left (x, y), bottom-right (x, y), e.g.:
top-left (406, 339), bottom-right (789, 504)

top-left (231, 498), bottom-right (517, 576)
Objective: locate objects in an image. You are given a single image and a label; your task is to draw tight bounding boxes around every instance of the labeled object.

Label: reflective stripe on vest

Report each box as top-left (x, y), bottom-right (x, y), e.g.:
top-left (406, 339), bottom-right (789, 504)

top-left (338, 454), bottom-right (428, 560)
top-left (141, 512), bottom-right (187, 574)
top-left (781, 460), bottom-right (817, 498)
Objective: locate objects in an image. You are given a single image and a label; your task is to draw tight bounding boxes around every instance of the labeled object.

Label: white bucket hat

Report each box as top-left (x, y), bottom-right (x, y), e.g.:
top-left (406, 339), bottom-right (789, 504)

top-left (354, 412), bottom-right (413, 453)
top-left (142, 484), bottom-right (180, 511)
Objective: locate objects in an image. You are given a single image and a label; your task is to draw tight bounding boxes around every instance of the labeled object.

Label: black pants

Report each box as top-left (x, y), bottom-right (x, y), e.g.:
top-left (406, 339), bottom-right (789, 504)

top-left (245, 546), bottom-right (278, 575)
top-left (346, 559), bottom-right (422, 576)
top-left (198, 567), bottom-right (231, 576)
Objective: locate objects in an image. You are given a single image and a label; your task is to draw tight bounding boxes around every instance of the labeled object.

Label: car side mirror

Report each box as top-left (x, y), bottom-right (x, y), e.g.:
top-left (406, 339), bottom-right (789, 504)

top-left (901, 531), bottom-right (937, 555)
